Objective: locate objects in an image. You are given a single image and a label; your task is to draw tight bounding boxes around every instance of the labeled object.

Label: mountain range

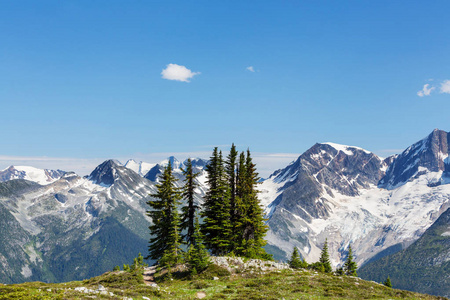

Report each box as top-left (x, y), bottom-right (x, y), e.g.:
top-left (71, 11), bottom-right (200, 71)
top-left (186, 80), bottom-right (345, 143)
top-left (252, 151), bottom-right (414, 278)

top-left (0, 129), bottom-right (449, 297)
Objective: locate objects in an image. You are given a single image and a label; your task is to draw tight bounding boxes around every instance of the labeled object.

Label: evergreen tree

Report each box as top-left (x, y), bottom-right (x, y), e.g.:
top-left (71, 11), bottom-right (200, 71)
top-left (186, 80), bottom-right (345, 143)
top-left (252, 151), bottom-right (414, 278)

top-left (226, 144), bottom-right (238, 250)
top-left (289, 247), bottom-right (303, 269)
top-left (319, 239), bottom-right (332, 273)
top-left (147, 162), bottom-right (183, 266)
top-left (181, 158), bottom-right (200, 246)
top-left (383, 276), bottom-right (392, 288)
top-left (187, 216), bottom-right (210, 273)
top-left (343, 245), bottom-right (358, 276)
top-left (201, 148), bottom-right (232, 255)
top-left (234, 150), bottom-right (270, 259)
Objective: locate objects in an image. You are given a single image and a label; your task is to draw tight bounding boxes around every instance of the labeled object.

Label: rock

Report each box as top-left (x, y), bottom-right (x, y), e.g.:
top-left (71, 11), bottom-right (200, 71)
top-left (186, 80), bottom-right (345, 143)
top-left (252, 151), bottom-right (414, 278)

top-left (213, 276), bottom-right (219, 280)
top-left (196, 291), bottom-right (207, 299)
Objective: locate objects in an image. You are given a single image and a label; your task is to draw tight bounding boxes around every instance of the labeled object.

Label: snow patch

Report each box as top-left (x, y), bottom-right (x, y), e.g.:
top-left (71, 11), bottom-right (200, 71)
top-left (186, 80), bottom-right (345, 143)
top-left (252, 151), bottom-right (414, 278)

top-left (322, 143), bottom-right (371, 155)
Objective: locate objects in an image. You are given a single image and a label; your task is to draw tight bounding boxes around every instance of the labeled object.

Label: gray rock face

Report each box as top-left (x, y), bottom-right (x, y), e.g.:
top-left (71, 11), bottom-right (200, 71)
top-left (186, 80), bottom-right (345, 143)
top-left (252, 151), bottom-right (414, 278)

top-left (379, 129), bottom-right (450, 189)
top-left (267, 143), bottom-right (388, 222)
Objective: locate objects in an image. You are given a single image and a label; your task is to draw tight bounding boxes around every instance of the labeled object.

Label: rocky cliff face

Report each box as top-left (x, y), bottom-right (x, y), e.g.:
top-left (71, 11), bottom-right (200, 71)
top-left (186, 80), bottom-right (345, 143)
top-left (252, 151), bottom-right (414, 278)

top-left (379, 129), bottom-right (449, 189)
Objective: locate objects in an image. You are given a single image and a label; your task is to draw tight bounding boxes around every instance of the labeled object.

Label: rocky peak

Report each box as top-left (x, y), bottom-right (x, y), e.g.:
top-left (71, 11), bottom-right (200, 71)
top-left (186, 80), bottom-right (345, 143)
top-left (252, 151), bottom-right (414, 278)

top-left (379, 129), bottom-right (449, 189)
top-left (88, 159), bottom-right (123, 186)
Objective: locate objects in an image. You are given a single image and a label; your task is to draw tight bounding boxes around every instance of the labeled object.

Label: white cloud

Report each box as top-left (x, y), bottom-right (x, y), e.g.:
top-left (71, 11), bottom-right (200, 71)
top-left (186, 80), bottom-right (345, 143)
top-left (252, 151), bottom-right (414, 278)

top-left (161, 63), bottom-right (200, 82)
top-left (417, 83), bottom-right (435, 97)
top-left (440, 80), bottom-right (450, 94)
top-left (246, 66), bottom-right (255, 72)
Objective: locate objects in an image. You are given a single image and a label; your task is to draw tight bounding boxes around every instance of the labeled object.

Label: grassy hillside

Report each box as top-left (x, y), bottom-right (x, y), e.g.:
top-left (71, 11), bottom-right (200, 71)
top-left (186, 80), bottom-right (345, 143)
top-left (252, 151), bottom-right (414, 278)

top-left (0, 259), bottom-right (447, 300)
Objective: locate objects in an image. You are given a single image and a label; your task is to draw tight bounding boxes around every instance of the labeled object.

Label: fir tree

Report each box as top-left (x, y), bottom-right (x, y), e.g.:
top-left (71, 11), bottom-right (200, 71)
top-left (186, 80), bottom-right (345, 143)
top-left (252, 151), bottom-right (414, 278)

top-left (187, 216), bottom-right (210, 273)
top-left (289, 247), bottom-right (303, 269)
top-left (181, 158), bottom-right (200, 246)
top-left (343, 245), bottom-right (358, 276)
top-left (147, 162), bottom-right (183, 266)
top-left (319, 239), bottom-right (332, 273)
top-left (226, 144), bottom-right (238, 250)
top-left (234, 150), bottom-right (270, 259)
top-left (201, 148), bottom-right (232, 255)
top-left (383, 276), bottom-right (392, 288)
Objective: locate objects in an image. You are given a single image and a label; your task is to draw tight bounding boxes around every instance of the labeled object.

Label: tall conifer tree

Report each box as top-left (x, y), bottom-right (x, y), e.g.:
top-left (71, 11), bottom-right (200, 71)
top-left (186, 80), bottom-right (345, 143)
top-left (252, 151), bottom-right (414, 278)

top-left (147, 161), bottom-right (183, 265)
top-left (233, 150), bottom-right (270, 258)
top-left (319, 239), bottom-right (332, 273)
top-left (201, 148), bottom-right (232, 255)
top-left (344, 245), bottom-right (358, 276)
top-left (181, 158), bottom-right (200, 246)
top-left (226, 143), bottom-right (238, 249)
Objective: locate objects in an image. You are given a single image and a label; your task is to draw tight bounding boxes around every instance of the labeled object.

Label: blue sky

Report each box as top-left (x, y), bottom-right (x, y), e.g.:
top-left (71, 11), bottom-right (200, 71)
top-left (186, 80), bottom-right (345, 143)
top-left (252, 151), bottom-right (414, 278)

top-left (1, 1), bottom-right (449, 176)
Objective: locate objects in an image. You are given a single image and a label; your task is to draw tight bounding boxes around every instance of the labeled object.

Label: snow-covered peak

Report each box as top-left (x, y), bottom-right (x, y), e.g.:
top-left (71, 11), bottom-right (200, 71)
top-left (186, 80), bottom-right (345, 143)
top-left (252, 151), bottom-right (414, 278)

top-left (379, 129), bottom-right (449, 190)
top-left (124, 159), bottom-right (155, 176)
top-left (0, 165), bottom-right (65, 185)
top-left (159, 156), bottom-right (182, 170)
top-left (321, 142), bottom-right (371, 155)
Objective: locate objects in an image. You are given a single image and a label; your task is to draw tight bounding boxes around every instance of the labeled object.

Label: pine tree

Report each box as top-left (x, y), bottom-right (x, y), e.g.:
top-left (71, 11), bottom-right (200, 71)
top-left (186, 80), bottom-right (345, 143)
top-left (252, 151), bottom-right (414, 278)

top-left (226, 144), bottom-right (238, 251)
top-left (201, 148), bottom-right (232, 255)
top-left (319, 239), bottom-right (332, 273)
top-left (383, 276), bottom-right (392, 288)
top-left (187, 216), bottom-right (210, 273)
top-left (289, 247), bottom-right (303, 269)
top-left (180, 158), bottom-right (200, 246)
top-left (234, 150), bottom-right (270, 259)
top-left (343, 245), bottom-right (358, 276)
top-left (147, 162), bottom-right (183, 266)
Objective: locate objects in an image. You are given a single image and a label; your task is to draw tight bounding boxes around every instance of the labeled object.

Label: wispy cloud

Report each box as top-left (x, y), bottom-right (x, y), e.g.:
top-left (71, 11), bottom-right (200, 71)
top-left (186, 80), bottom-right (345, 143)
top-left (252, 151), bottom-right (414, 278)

top-left (440, 80), bottom-right (450, 94)
top-left (246, 66), bottom-right (255, 72)
top-left (417, 83), bottom-right (435, 97)
top-left (161, 63), bottom-right (200, 82)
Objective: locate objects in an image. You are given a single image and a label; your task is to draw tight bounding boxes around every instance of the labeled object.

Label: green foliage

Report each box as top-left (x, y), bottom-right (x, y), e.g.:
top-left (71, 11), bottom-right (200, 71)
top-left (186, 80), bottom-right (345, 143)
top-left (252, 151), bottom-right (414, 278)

top-left (130, 252), bottom-right (148, 272)
top-left (113, 265), bottom-right (120, 271)
top-left (319, 239), bottom-right (332, 273)
top-left (289, 247), bottom-right (304, 269)
top-left (180, 158), bottom-right (200, 247)
top-left (384, 276), bottom-right (392, 288)
top-left (186, 216), bottom-right (210, 274)
top-left (201, 148), bottom-right (232, 255)
top-left (344, 245), bottom-right (358, 276)
top-left (123, 264), bottom-right (130, 272)
top-left (232, 149), bottom-right (271, 259)
top-left (147, 161), bottom-right (184, 265)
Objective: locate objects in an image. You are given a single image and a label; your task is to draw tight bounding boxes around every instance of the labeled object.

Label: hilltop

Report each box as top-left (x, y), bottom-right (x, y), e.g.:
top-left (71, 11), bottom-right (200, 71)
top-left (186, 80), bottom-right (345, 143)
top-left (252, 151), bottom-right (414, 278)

top-left (0, 258), bottom-right (447, 300)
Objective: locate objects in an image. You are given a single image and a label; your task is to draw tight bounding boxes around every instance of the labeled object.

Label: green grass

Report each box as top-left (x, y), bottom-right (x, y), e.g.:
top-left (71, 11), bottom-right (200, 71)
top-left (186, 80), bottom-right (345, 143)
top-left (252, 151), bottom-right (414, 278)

top-left (0, 264), bottom-right (447, 300)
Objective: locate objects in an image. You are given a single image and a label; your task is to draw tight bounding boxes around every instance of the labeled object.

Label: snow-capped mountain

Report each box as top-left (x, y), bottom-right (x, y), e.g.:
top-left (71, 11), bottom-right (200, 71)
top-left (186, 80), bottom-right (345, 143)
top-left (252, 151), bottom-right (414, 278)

top-left (123, 159), bottom-right (155, 177)
top-left (0, 165), bottom-right (65, 185)
top-left (0, 160), bottom-right (156, 284)
top-left (260, 129), bottom-right (450, 269)
top-left (379, 128), bottom-right (449, 189)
